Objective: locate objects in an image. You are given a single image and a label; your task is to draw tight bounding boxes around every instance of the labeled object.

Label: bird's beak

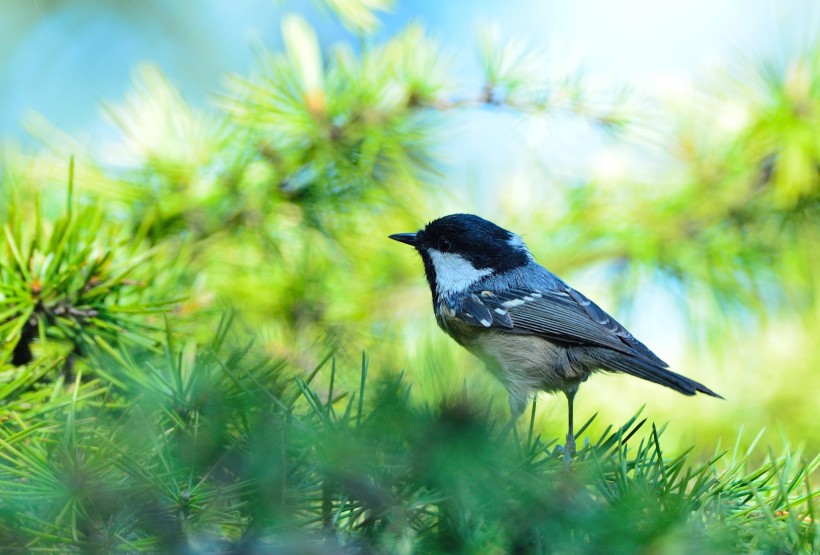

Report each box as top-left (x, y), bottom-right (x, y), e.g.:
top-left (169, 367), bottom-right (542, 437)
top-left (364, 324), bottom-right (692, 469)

top-left (388, 232), bottom-right (418, 246)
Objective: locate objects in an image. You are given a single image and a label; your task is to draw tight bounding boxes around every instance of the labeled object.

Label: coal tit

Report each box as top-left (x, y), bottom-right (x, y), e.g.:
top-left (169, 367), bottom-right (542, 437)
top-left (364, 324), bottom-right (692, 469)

top-left (390, 213), bottom-right (721, 463)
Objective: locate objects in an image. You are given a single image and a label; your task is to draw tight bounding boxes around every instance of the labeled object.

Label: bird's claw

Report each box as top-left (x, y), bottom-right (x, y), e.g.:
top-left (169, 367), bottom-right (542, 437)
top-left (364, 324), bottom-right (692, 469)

top-left (563, 433), bottom-right (576, 467)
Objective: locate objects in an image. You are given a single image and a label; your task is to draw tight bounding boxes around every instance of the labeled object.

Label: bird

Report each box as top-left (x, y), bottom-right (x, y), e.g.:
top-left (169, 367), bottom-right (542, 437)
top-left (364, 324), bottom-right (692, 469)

top-left (389, 213), bottom-right (722, 464)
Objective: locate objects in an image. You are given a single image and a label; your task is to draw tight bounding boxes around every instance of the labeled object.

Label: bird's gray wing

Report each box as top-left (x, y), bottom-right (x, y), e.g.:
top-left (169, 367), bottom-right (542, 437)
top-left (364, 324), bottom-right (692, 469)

top-left (457, 286), bottom-right (668, 367)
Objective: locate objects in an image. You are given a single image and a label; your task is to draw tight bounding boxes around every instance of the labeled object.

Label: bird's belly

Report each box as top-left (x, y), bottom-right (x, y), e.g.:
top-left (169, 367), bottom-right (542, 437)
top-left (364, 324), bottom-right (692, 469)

top-left (461, 330), bottom-right (590, 395)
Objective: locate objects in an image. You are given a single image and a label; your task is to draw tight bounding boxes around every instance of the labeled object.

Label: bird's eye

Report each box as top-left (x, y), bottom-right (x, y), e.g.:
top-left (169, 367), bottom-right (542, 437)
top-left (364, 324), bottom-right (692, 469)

top-left (438, 238), bottom-right (452, 252)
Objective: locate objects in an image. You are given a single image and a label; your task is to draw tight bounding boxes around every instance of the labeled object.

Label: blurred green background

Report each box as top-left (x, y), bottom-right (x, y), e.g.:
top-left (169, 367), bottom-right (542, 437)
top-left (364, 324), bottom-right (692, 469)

top-left (0, 0), bottom-right (819, 551)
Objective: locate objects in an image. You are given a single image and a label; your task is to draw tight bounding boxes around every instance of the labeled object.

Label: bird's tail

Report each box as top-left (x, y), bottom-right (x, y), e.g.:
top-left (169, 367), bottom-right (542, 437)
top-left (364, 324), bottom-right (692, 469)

top-left (594, 349), bottom-right (723, 399)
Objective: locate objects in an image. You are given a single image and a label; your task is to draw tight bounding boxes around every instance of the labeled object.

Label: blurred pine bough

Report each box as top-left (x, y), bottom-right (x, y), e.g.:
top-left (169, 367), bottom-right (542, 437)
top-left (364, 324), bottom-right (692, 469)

top-left (0, 2), bottom-right (818, 552)
top-left (0, 333), bottom-right (816, 553)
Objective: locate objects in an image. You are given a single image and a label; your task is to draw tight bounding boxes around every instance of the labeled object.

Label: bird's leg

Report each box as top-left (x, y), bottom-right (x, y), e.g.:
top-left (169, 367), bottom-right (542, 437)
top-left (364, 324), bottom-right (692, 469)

top-left (563, 385), bottom-right (579, 467)
top-left (499, 393), bottom-right (528, 442)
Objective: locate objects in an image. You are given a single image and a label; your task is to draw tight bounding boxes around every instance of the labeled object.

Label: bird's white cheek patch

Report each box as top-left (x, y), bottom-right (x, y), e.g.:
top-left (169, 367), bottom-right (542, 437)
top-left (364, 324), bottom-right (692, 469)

top-left (428, 249), bottom-right (493, 295)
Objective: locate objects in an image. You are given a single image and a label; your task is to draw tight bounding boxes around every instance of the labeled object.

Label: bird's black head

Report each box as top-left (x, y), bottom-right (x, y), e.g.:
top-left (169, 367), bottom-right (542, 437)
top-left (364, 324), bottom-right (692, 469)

top-left (389, 214), bottom-right (531, 300)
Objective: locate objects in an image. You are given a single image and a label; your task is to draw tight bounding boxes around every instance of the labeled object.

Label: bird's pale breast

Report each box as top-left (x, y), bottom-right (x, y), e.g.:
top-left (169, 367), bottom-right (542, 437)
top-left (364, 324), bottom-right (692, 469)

top-left (437, 306), bottom-right (591, 402)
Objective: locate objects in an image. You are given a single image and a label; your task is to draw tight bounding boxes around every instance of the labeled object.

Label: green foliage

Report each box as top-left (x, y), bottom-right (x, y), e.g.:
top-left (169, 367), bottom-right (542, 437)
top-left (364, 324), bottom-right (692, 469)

top-left (223, 16), bottom-right (443, 221)
top-left (0, 163), bottom-right (175, 370)
top-left (0, 340), bottom-right (816, 553)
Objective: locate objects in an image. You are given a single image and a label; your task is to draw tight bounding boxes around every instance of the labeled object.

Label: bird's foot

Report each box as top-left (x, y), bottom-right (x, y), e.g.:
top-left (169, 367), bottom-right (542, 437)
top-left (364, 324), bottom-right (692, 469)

top-left (563, 433), bottom-right (576, 467)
